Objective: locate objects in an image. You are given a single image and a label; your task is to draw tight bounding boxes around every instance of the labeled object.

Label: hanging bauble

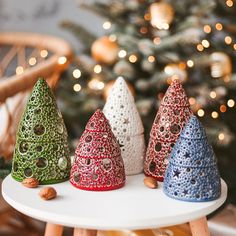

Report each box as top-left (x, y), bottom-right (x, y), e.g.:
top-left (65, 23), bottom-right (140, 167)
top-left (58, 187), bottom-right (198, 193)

top-left (103, 79), bottom-right (135, 100)
top-left (91, 36), bottom-right (119, 65)
top-left (164, 63), bottom-right (188, 84)
top-left (210, 52), bottom-right (232, 79)
top-left (113, 60), bottom-right (135, 79)
top-left (150, 2), bottom-right (174, 30)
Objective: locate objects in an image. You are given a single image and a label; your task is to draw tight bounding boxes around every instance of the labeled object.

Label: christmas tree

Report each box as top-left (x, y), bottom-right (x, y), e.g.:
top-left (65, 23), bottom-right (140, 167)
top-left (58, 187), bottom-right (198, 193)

top-left (12, 78), bottom-right (71, 184)
top-left (103, 77), bottom-right (145, 175)
top-left (70, 109), bottom-right (125, 191)
top-left (163, 115), bottom-right (221, 202)
top-left (144, 79), bottom-right (192, 181)
top-left (58, 1), bottom-right (236, 202)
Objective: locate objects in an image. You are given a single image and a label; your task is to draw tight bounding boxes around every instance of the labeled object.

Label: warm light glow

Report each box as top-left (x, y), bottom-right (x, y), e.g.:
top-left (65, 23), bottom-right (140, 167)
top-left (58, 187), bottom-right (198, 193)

top-left (103, 21), bottom-right (111, 30)
top-left (16, 66), bottom-right (24, 75)
top-left (162, 23), bottom-right (169, 30)
top-left (58, 56), bottom-right (67, 65)
top-left (118, 50), bottom-right (127, 58)
top-left (93, 64), bottom-right (102, 73)
top-left (153, 37), bottom-right (161, 45)
top-left (40, 49), bottom-right (48, 58)
top-left (140, 27), bottom-right (148, 34)
top-left (148, 55), bottom-right (155, 63)
top-left (226, 0), bottom-right (234, 7)
top-left (179, 62), bottom-right (186, 69)
top-left (218, 133), bottom-right (225, 141)
top-left (197, 44), bottom-right (204, 51)
top-left (72, 69), bottom-right (81, 78)
top-left (88, 78), bottom-right (105, 90)
top-left (129, 55), bottom-right (138, 63)
top-left (215, 23), bottom-right (223, 31)
top-left (187, 60), bottom-right (194, 67)
top-left (197, 109), bottom-right (205, 117)
top-left (233, 44), bottom-right (236, 50)
top-left (28, 57), bottom-right (36, 66)
top-left (210, 91), bottom-right (217, 99)
top-left (73, 83), bottom-right (81, 92)
top-left (202, 39), bottom-right (210, 48)
top-left (211, 111), bottom-right (219, 119)
top-left (227, 99), bottom-right (235, 107)
top-left (203, 25), bottom-right (211, 34)
top-left (144, 13), bottom-right (151, 21)
top-left (225, 36), bottom-right (232, 44)
top-left (109, 34), bottom-right (117, 42)
top-left (220, 105), bottom-right (227, 113)
top-left (189, 97), bottom-right (196, 105)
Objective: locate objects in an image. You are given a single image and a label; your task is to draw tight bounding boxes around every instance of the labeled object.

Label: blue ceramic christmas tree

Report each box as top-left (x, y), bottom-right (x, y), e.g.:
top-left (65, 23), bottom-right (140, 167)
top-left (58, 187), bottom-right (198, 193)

top-left (163, 115), bottom-right (221, 202)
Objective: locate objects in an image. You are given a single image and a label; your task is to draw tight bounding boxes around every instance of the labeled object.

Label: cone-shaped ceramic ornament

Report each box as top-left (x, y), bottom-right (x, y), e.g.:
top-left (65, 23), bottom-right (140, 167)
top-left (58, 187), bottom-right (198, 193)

top-left (70, 109), bottom-right (126, 191)
top-left (144, 80), bottom-right (192, 181)
top-left (163, 116), bottom-right (221, 202)
top-left (103, 77), bottom-right (145, 175)
top-left (12, 78), bottom-right (71, 184)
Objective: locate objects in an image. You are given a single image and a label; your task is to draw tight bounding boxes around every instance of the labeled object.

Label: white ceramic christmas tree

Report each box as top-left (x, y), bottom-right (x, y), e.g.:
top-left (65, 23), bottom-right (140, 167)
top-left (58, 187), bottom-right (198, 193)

top-left (103, 77), bottom-right (145, 175)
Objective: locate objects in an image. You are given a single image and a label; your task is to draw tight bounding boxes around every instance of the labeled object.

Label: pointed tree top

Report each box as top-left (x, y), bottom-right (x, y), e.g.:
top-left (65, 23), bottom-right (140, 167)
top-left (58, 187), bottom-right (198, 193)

top-left (85, 109), bottom-right (112, 133)
top-left (161, 79), bottom-right (190, 107)
top-left (169, 115), bottom-right (216, 167)
top-left (27, 78), bottom-right (56, 107)
top-left (103, 77), bottom-right (144, 135)
top-left (180, 115), bottom-right (207, 139)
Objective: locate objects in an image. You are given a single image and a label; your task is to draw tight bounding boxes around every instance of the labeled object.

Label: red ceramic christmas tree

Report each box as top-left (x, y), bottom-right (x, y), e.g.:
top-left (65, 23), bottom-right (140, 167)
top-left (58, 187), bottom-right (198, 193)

top-left (144, 79), bottom-right (193, 181)
top-left (70, 109), bottom-right (126, 191)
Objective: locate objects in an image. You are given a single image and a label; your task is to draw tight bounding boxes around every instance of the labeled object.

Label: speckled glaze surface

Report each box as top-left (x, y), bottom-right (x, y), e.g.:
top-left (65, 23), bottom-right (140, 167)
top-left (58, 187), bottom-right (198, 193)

top-left (103, 77), bottom-right (145, 175)
top-left (163, 116), bottom-right (221, 202)
top-left (144, 80), bottom-right (192, 181)
top-left (11, 78), bottom-right (71, 184)
top-left (70, 110), bottom-right (126, 191)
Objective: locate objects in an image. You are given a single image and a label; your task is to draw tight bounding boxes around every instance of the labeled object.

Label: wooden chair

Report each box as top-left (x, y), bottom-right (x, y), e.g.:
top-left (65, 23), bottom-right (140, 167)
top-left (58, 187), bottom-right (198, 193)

top-left (0, 32), bottom-right (72, 236)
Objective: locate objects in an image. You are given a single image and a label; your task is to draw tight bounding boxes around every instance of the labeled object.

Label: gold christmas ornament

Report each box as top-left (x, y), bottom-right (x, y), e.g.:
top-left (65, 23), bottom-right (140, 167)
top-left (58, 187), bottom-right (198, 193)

top-left (164, 63), bottom-right (188, 83)
top-left (210, 52), bottom-right (232, 79)
top-left (103, 79), bottom-right (135, 100)
top-left (91, 36), bottom-right (119, 65)
top-left (150, 2), bottom-right (174, 30)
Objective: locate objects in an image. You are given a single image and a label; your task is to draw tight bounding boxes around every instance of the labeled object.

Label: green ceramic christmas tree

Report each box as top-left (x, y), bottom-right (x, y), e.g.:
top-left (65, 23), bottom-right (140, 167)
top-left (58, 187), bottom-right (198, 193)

top-left (11, 78), bottom-right (71, 184)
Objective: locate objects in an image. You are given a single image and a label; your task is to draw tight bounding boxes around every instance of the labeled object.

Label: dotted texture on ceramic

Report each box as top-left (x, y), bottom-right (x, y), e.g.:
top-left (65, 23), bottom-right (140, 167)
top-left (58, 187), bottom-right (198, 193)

top-left (163, 116), bottom-right (221, 202)
top-left (11, 79), bottom-right (71, 184)
top-left (70, 109), bottom-right (126, 191)
top-left (103, 77), bottom-right (145, 175)
top-left (144, 80), bottom-right (192, 181)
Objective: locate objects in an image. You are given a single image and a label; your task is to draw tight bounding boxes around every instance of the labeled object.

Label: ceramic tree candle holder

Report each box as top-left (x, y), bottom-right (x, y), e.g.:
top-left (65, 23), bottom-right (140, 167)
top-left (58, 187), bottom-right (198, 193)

top-left (12, 78), bottom-right (71, 184)
top-left (70, 109), bottom-right (126, 191)
top-left (103, 77), bottom-right (145, 175)
top-left (144, 80), bottom-right (192, 181)
top-left (163, 115), bottom-right (221, 202)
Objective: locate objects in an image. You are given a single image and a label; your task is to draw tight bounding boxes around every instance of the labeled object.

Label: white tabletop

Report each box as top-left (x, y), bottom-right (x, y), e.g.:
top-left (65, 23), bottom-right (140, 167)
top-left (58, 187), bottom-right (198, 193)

top-left (2, 174), bottom-right (227, 230)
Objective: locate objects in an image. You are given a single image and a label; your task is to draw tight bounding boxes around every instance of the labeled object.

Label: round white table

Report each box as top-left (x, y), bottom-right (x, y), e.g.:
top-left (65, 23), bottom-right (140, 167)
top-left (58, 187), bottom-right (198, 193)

top-left (2, 174), bottom-right (227, 236)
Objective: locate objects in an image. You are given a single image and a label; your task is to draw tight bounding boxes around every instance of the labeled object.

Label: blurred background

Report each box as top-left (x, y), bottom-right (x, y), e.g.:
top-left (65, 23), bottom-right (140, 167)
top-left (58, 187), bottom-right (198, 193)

top-left (0, 0), bottom-right (236, 235)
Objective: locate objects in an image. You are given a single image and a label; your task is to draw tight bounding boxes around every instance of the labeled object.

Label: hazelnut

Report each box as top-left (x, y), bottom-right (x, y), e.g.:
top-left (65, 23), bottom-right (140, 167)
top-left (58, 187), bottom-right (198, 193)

top-left (144, 177), bottom-right (158, 189)
top-left (39, 187), bottom-right (57, 200)
top-left (22, 178), bottom-right (39, 188)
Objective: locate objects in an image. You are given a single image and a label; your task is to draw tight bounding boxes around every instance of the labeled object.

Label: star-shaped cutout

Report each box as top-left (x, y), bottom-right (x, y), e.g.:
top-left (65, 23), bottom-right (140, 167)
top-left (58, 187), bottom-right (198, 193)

top-left (123, 118), bottom-right (129, 125)
top-left (173, 169), bottom-right (181, 178)
top-left (184, 152), bottom-right (190, 158)
top-left (183, 189), bottom-right (188, 195)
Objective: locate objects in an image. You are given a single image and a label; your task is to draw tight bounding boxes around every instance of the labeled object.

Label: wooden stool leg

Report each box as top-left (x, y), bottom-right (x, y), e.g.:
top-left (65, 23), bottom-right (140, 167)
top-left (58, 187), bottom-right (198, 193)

top-left (189, 217), bottom-right (210, 236)
top-left (44, 223), bottom-right (63, 236)
top-left (73, 228), bottom-right (97, 236)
